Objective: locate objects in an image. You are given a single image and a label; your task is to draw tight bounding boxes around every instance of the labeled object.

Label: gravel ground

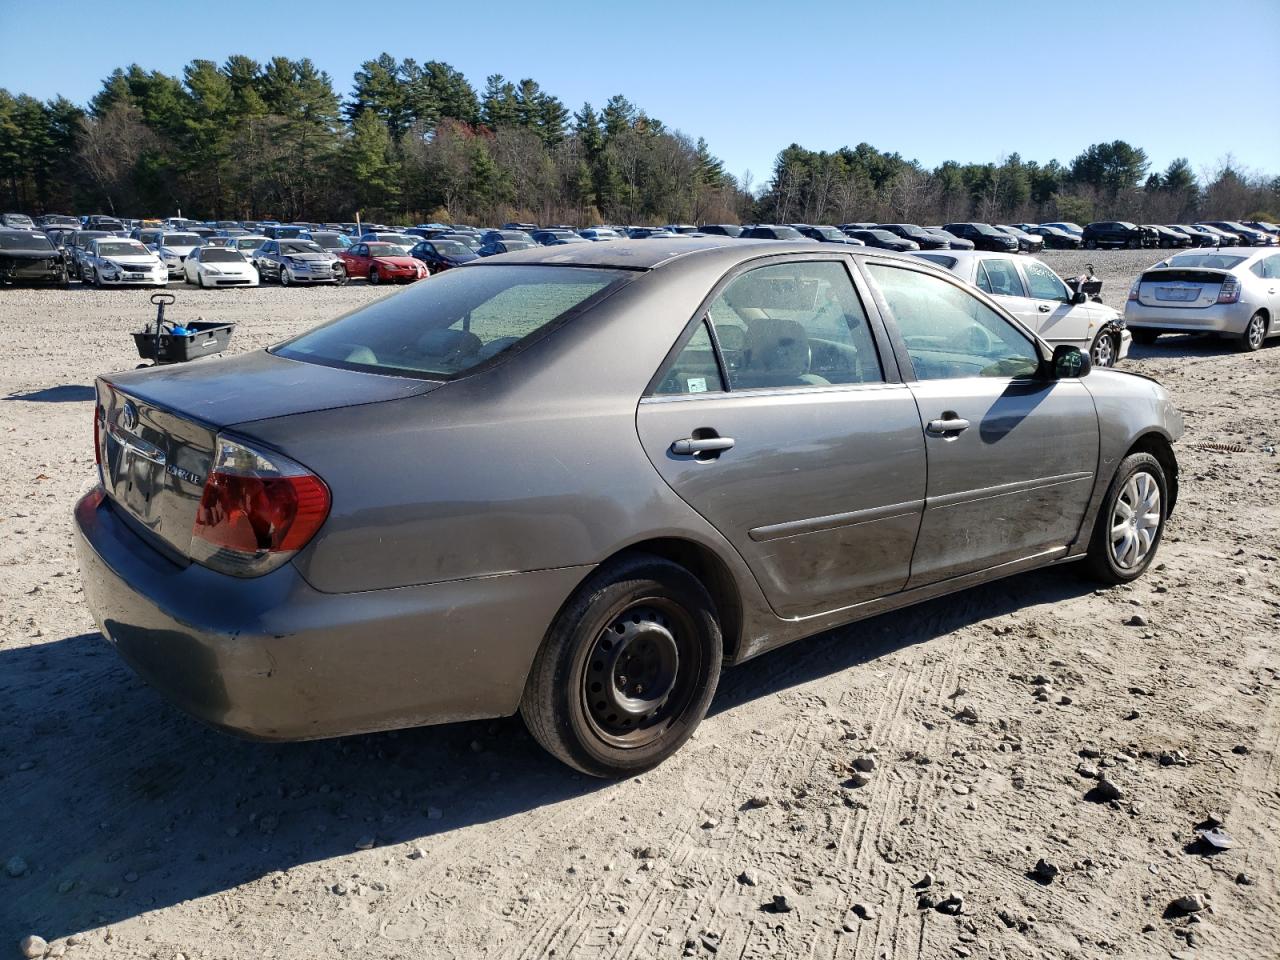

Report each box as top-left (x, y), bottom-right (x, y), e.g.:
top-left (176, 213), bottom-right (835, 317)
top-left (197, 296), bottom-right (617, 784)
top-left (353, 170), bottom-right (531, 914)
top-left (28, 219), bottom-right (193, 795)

top-left (1, 252), bottom-right (1278, 960)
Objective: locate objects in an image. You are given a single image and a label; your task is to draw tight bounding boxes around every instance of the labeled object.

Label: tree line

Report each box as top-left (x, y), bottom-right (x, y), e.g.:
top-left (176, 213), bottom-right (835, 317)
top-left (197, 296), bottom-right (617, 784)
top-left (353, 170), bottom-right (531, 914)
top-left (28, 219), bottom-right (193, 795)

top-left (1, 54), bottom-right (1276, 226)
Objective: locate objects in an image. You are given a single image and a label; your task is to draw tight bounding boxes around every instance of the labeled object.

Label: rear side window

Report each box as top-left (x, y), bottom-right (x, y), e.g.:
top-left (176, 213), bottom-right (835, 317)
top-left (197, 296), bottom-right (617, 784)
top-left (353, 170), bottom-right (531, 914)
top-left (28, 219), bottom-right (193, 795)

top-left (977, 259), bottom-right (1025, 297)
top-left (704, 260), bottom-right (883, 388)
top-left (653, 321), bottom-right (724, 395)
top-left (276, 265), bottom-right (626, 379)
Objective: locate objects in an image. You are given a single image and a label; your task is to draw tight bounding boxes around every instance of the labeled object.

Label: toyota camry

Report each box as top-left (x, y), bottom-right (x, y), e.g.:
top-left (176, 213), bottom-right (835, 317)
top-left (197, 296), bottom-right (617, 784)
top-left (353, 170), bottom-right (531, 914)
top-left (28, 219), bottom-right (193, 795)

top-left (76, 238), bottom-right (1183, 777)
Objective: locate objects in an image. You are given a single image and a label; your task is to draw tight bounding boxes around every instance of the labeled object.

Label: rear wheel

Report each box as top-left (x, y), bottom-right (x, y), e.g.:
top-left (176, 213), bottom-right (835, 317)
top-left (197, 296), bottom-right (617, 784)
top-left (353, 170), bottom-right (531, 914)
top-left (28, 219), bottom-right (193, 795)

top-left (1236, 311), bottom-right (1267, 352)
top-left (1089, 330), bottom-right (1117, 367)
top-left (520, 554), bottom-right (723, 778)
top-left (1083, 452), bottom-right (1168, 584)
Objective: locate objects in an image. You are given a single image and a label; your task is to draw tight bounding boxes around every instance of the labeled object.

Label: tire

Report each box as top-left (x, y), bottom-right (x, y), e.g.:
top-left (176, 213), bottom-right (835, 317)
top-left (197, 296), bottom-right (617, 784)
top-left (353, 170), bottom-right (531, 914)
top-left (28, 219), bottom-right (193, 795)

top-left (1083, 452), bottom-right (1168, 585)
top-left (520, 554), bottom-right (723, 778)
top-left (368, 267), bottom-right (380, 285)
top-left (1084, 239), bottom-right (1097, 250)
top-left (1236, 311), bottom-right (1267, 353)
top-left (1131, 329), bottom-right (1159, 345)
top-left (196, 272), bottom-right (204, 288)
top-left (281, 268), bottom-right (292, 287)
top-left (92, 269), bottom-right (103, 289)
top-left (1089, 330), bottom-right (1117, 367)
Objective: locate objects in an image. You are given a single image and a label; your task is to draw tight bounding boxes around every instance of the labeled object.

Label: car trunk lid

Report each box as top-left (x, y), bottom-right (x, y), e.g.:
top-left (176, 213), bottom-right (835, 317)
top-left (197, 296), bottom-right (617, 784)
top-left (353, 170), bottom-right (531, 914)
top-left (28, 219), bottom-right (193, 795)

top-left (96, 350), bottom-right (439, 559)
top-left (1137, 268), bottom-right (1227, 308)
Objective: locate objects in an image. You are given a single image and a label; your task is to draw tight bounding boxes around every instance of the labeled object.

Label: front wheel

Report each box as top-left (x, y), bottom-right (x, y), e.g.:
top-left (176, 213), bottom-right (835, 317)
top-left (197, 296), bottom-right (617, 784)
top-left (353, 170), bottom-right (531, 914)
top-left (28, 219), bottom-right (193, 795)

top-left (1236, 311), bottom-right (1267, 352)
top-left (281, 268), bottom-right (292, 287)
top-left (1083, 451), bottom-right (1168, 584)
top-left (1089, 330), bottom-right (1117, 367)
top-left (520, 555), bottom-right (723, 778)
top-left (368, 267), bottom-right (380, 285)
top-left (1084, 239), bottom-right (1097, 250)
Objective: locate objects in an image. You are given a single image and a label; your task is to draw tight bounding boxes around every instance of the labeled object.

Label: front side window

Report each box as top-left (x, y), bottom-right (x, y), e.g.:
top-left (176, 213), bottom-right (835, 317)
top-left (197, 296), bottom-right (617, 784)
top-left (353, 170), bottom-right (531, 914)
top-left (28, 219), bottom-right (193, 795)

top-left (1022, 260), bottom-right (1069, 301)
top-left (864, 263), bottom-right (1040, 381)
top-left (977, 258), bottom-right (1025, 297)
top-left (653, 321), bottom-right (725, 395)
top-left (276, 265), bottom-right (626, 379)
top-left (705, 260), bottom-right (883, 388)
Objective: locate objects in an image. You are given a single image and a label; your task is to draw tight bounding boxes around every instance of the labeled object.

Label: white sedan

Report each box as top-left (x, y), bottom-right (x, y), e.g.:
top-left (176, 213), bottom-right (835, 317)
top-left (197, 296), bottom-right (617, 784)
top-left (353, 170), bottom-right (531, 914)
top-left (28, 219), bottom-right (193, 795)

top-left (82, 238), bottom-right (167, 287)
top-left (916, 250), bottom-right (1131, 367)
top-left (183, 246), bottom-right (259, 287)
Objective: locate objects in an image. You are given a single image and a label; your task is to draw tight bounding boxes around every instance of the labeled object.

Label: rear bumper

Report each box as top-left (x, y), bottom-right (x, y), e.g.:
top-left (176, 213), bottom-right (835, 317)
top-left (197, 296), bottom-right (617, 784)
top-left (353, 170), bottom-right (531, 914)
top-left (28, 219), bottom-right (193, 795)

top-left (1123, 300), bottom-right (1255, 334)
top-left (74, 486), bottom-right (591, 741)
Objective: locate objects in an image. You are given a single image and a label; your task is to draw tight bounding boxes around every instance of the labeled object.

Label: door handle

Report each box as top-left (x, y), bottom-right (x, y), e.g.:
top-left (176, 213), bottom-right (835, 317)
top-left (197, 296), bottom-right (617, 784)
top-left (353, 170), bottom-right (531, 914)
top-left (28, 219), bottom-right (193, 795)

top-left (1037, 303), bottom-right (1051, 312)
top-left (926, 415), bottom-right (970, 436)
top-left (671, 436), bottom-right (735, 456)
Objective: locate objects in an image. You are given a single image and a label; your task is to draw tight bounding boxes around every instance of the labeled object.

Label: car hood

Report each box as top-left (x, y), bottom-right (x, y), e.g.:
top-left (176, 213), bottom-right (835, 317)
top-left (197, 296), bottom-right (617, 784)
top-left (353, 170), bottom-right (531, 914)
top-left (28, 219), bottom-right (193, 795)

top-left (282, 252), bottom-right (332, 262)
top-left (0, 249), bottom-right (61, 260)
top-left (107, 255), bottom-right (160, 265)
top-left (104, 348), bottom-right (441, 429)
top-left (160, 245), bottom-right (198, 255)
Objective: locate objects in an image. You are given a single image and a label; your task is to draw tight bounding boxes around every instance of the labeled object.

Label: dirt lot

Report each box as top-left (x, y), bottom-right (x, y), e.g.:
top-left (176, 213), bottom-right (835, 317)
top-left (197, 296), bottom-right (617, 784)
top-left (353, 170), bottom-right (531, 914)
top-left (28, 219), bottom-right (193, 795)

top-left (1, 251), bottom-right (1277, 960)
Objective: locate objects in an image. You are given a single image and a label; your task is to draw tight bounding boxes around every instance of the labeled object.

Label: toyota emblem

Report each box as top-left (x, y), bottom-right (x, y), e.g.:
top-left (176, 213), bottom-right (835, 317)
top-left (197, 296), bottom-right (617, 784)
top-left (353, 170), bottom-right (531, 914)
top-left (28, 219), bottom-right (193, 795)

top-left (120, 401), bottom-right (138, 432)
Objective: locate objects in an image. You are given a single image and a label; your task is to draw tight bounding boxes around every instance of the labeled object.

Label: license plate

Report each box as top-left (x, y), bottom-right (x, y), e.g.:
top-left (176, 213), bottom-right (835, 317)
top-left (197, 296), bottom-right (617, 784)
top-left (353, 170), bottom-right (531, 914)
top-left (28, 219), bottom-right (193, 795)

top-left (1156, 286), bottom-right (1198, 301)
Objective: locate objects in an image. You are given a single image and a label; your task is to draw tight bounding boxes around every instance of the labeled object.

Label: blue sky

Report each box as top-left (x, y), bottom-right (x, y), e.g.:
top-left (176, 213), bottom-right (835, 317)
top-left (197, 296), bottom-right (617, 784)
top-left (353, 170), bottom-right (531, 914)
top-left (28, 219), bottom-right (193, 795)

top-left (3, 0), bottom-right (1278, 187)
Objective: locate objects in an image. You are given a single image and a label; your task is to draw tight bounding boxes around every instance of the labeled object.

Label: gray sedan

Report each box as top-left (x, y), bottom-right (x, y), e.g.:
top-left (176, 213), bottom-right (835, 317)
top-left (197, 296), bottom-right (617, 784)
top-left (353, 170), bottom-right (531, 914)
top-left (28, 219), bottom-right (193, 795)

top-left (76, 239), bottom-right (1183, 777)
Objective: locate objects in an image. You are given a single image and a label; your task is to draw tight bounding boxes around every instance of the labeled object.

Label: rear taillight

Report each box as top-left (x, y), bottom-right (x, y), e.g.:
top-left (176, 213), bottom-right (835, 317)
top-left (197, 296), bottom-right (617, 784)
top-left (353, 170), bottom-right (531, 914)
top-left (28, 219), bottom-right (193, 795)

top-left (190, 436), bottom-right (330, 577)
top-left (1128, 279), bottom-right (1139, 301)
top-left (1217, 278), bottom-right (1240, 304)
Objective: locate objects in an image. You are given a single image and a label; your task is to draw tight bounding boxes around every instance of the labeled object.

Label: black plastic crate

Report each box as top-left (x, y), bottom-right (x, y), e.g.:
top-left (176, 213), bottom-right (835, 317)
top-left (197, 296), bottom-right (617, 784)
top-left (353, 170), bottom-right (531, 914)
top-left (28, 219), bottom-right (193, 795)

top-left (133, 320), bottom-right (235, 363)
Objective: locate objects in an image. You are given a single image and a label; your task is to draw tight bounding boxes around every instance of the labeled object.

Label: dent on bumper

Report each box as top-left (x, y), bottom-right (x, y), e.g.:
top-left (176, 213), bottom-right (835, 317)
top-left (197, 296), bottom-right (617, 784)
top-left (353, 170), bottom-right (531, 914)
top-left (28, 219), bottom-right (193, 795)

top-left (74, 487), bottom-right (591, 741)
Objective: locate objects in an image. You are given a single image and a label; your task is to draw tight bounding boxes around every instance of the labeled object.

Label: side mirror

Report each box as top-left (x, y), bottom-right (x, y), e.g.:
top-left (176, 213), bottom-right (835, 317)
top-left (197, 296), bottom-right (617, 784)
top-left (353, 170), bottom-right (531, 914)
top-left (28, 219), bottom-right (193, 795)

top-left (1072, 290), bottom-right (1089, 304)
top-left (1051, 344), bottom-right (1091, 379)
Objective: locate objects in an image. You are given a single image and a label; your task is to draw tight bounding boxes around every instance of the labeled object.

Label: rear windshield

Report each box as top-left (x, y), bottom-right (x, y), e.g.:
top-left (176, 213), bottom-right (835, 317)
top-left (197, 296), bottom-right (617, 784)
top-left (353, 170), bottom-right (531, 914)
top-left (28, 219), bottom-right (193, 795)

top-left (1165, 253), bottom-right (1246, 270)
top-left (275, 265), bottom-right (626, 379)
top-left (200, 248), bottom-right (245, 263)
top-left (916, 253), bottom-right (958, 270)
top-left (0, 232), bottom-right (54, 251)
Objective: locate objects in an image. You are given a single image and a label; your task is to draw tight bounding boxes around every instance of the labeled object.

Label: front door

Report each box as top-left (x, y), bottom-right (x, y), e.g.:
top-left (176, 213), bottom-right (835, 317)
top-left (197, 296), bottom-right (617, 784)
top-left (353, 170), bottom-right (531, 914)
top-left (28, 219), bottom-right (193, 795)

top-left (860, 259), bottom-right (1100, 587)
top-left (636, 258), bottom-right (926, 620)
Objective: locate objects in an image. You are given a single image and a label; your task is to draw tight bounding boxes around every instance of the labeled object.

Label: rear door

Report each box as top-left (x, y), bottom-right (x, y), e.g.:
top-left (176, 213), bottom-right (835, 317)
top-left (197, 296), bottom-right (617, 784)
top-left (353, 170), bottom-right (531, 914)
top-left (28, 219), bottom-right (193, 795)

top-left (636, 256), bottom-right (927, 619)
top-left (859, 259), bottom-right (1099, 587)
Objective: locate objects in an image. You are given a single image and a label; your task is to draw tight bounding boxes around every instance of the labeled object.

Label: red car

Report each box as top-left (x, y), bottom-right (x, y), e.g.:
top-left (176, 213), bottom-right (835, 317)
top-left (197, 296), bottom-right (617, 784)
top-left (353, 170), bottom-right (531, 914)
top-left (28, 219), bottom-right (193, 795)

top-left (339, 242), bottom-right (428, 284)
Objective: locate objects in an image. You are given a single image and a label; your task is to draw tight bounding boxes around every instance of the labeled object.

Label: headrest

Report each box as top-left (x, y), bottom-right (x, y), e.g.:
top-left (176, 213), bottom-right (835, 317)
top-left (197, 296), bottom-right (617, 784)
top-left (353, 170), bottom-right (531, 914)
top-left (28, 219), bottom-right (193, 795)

top-left (746, 318), bottom-right (808, 378)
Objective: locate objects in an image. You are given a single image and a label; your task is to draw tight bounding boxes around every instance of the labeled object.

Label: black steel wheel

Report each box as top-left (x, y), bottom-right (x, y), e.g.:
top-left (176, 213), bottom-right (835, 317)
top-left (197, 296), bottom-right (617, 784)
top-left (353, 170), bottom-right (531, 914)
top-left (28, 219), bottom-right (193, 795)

top-left (521, 554), bottom-right (722, 778)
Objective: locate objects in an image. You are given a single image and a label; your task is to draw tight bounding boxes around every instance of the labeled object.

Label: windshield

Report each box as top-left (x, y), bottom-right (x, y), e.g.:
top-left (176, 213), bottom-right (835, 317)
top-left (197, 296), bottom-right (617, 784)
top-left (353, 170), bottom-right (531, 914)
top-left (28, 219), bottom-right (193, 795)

top-left (235, 237), bottom-right (266, 250)
top-left (163, 234), bottom-right (200, 247)
top-left (0, 232), bottom-right (54, 250)
top-left (280, 241), bottom-right (325, 255)
top-left (200, 248), bottom-right (246, 263)
top-left (275, 265), bottom-right (626, 379)
top-left (365, 243), bottom-right (403, 257)
top-left (970, 224), bottom-right (1000, 236)
top-left (99, 241), bottom-right (149, 257)
top-left (311, 233), bottom-right (343, 245)
top-left (432, 241), bottom-right (468, 256)
top-left (1165, 253), bottom-right (1246, 269)
top-left (816, 228), bottom-right (844, 240)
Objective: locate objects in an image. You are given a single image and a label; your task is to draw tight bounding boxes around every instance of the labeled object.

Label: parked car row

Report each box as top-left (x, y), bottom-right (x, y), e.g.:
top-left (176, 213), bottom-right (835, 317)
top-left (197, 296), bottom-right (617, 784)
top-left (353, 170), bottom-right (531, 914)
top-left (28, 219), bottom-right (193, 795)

top-left (1080, 219), bottom-right (1280, 250)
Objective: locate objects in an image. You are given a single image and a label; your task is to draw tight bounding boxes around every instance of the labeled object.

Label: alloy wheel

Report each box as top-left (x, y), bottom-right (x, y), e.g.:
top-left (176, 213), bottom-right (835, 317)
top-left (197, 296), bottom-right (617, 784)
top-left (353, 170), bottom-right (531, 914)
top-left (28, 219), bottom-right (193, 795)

top-left (1246, 313), bottom-right (1266, 350)
top-left (1109, 471), bottom-right (1161, 570)
top-left (1091, 332), bottom-right (1115, 367)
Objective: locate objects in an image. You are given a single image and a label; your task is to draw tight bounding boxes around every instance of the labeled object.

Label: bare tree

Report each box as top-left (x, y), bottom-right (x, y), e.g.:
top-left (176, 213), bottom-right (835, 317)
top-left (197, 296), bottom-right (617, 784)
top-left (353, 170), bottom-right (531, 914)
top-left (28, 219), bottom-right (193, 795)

top-left (77, 102), bottom-right (155, 214)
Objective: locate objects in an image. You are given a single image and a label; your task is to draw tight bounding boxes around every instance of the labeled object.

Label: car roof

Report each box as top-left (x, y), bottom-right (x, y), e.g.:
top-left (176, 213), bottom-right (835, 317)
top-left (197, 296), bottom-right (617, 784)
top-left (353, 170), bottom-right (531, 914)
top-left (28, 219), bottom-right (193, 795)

top-left (466, 236), bottom-right (927, 272)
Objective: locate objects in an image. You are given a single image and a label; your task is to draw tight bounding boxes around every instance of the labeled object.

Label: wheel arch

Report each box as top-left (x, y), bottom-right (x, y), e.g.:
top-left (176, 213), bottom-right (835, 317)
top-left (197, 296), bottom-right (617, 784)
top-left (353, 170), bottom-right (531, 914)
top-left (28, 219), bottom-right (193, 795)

top-left (593, 537), bottom-right (745, 664)
top-left (1125, 431), bottom-right (1179, 515)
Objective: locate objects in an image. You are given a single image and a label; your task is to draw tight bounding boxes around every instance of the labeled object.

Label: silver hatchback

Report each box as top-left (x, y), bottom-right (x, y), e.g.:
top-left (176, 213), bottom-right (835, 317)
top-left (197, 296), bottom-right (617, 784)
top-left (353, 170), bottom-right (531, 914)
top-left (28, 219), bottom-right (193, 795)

top-left (1124, 248), bottom-right (1280, 351)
